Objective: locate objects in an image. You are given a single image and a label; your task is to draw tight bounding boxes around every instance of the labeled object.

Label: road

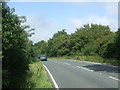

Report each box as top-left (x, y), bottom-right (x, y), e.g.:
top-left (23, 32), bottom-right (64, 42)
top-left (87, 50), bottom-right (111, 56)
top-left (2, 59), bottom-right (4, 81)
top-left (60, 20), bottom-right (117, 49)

top-left (42, 59), bottom-right (119, 88)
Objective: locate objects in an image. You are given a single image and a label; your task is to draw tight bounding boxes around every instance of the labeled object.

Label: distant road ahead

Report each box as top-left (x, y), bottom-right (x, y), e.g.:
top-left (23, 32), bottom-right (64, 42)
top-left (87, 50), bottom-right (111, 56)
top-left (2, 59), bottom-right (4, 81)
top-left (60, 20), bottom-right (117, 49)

top-left (42, 59), bottom-right (119, 88)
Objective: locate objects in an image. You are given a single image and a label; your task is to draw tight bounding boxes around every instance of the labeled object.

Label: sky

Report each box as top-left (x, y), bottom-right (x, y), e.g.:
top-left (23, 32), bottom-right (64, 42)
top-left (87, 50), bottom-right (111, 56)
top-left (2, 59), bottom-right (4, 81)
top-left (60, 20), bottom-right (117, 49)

top-left (8, 1), bottom-right (118, 44)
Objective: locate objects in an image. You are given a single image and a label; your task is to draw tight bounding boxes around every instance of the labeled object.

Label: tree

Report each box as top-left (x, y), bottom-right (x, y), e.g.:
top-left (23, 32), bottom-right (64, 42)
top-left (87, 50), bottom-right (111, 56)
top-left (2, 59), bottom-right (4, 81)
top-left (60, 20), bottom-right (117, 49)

top-left (2, 2), bottom-right (35, 88)
top-left (47, 29), bottom-right (68, 56)
top-left (105, 28), bottom-right (120, 59)
top-left (52, 29), bottom-right (67, 38)
top-left (115, 28), bottom-right (120, 60)
top-left (46, 24), bottom-right (114, 57)
top-left (33, 40), bottom-right (48, 57)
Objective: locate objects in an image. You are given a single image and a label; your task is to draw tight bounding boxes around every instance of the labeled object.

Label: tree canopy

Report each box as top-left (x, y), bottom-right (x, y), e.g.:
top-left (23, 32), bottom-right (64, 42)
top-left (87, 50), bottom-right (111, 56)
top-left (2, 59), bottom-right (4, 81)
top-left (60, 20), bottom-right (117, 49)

top-left (2, 2), bottom-right (35, 88)
top-left (33, 24), bottom-right (119, 61)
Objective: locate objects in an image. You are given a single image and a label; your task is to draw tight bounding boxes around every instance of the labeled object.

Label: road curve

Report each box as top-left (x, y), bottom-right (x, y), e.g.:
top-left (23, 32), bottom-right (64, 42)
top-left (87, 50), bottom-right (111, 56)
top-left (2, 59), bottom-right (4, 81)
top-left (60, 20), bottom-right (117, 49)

top-left (42, 59), bottom-right (119, 88)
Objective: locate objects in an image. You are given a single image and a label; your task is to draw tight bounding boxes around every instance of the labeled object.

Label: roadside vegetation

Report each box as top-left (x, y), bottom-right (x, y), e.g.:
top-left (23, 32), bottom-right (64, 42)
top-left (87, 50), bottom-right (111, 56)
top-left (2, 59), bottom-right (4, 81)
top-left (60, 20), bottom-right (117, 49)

top-left (34, 24), bottom-right (120, 66)
top-left (49, 56), bottom-right (119, 66)
top-left (2, 1), bottom-right (120, 88)
top-left (26, 61), bottom-right (53, 88)
top-left (2, 2), bottom-right (53, 88)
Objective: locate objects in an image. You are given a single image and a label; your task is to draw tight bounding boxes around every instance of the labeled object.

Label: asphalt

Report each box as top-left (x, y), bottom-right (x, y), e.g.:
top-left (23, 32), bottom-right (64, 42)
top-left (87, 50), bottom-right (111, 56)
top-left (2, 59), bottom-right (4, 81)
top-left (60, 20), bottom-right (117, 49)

top-left (42, 59), bottom-right (119, 88)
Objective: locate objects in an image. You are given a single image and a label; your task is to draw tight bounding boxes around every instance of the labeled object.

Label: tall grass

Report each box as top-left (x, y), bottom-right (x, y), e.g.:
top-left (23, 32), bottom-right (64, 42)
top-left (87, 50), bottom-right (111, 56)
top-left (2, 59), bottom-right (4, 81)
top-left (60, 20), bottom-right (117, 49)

top-left (26, 61), bottom-right (54, 88)
top-left (50, 56), bottom-right (119, 66)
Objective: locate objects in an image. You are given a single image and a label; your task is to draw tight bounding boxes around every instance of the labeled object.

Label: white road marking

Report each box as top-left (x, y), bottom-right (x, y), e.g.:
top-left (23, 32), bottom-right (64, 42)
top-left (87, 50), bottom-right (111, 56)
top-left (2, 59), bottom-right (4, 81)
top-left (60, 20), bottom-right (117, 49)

top-left (80, 67), bottom-right (94, 72)
top-left (109, 76), bottom-right (120, 81)
top-left (43, 65), bottom-right (59, 89)
top-left (76, 66), bottom-right (93, 72)
top-left (64, 62), bottom-right (71, 65)
top-left (76, 66), bottom-right (81, 68)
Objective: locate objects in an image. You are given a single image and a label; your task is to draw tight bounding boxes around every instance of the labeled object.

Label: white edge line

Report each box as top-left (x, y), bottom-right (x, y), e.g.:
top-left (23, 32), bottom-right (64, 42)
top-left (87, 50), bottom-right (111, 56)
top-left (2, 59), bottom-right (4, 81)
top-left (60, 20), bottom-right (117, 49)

top-left (109, 76), bottom-right (120, 81)
top-left (43, 65), bottom-right (59, 89)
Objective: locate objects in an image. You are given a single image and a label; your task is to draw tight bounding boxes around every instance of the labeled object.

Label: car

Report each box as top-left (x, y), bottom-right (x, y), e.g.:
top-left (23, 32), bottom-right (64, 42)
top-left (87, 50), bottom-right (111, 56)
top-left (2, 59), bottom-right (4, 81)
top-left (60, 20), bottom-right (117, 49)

top-left (38, 55), bottom-right (47, 61)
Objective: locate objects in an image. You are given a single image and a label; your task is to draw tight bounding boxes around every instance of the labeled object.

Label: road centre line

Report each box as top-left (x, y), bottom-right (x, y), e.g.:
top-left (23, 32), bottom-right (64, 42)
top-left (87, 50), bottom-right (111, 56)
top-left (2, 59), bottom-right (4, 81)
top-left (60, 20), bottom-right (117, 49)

top-left (109, 76), bottom-right (120, 81)
top-left (77, 66), bottom-right (120, 80)
top-left (64, 62), bottom-right (71, 65)
top-left (76, 66), bottom-right (93, 72)
top-left (76, 66), bottom-right (81, 68)
top-left (77, 66), bottom-right (120, 81)
top-left (43, 65), bottom-right (59, 89)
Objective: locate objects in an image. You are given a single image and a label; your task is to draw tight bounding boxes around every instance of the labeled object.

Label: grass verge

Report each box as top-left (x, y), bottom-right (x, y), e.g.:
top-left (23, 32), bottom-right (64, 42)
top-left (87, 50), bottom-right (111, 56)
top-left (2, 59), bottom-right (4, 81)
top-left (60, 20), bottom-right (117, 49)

top-left (26, 61), bottom-right (54, 88)
top-left (49, 56), bottom-right (119, 66)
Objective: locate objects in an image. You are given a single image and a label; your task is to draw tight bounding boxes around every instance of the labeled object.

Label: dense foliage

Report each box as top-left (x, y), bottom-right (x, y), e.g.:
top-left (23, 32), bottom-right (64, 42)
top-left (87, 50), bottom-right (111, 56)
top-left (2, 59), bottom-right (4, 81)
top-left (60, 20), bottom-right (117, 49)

top-left (2, 2), bottom-right (35, 88)
top-left (33, 40), bottom-right (48, 57)
top-left (2, 1), bottom-right (119, 88)
top-left (34, 24), bottom-right (120, 61)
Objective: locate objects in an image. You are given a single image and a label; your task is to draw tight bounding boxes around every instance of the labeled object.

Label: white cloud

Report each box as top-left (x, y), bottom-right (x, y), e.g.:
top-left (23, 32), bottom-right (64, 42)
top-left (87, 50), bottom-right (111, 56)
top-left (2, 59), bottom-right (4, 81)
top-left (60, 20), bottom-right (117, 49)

top-left (68, 14), bottom-right (117, 32)
top-left (27, 13), bottom-right (118, 43)
top-left (13, 2), bottom-right (118, 43)
top-left (25, 14), bottom-right (57, 30)
top-left (29, 31), bottom-right (53, 43)
top-left (24, 14), bottom-right (58, 43)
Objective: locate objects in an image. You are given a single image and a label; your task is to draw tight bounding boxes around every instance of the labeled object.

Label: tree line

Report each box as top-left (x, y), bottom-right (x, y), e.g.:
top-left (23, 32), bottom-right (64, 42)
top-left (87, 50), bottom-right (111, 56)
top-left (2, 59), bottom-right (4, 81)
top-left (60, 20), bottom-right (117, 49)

top-left (34, 24), bottom-right (120, 60)
top-left (2, 2), bottom-right (36, 88)
top-left (2, 1), bottom-right (120, 88)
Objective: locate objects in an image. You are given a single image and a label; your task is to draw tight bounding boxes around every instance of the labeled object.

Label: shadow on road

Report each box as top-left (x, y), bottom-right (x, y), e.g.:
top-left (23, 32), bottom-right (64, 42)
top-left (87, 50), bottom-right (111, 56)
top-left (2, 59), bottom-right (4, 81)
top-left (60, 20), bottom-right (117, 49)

top-left (83, 64), bottom-right (120, 73)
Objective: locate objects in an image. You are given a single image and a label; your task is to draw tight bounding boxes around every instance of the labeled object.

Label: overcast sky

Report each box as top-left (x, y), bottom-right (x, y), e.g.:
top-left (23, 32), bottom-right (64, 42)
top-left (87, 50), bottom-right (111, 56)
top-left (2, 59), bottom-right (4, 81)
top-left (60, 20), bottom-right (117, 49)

top-left (8, 1), bottom-right (118, 43)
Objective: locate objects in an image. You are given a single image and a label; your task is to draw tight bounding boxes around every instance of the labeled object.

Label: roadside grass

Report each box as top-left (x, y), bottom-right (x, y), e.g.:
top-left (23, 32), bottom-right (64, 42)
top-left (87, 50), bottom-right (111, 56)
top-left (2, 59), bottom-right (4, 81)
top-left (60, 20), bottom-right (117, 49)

top-left (49, 56), bottom-right (119, 66)
top-left (26, 60), bottom-right (54, 88)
